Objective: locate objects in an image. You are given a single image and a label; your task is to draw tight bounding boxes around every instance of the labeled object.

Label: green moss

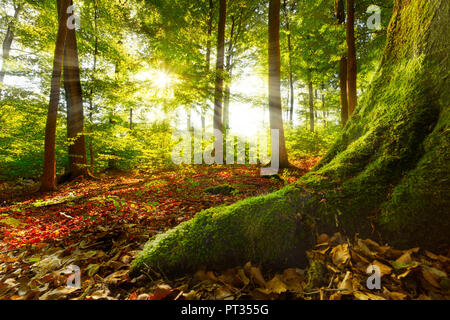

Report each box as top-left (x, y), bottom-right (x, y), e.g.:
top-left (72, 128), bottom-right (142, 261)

top-left (131, 186), bottom-right (314, 276)
top-left (305, 260), bottom-right (328, 291)
top-left (203, 184), bottom-right (238, 196)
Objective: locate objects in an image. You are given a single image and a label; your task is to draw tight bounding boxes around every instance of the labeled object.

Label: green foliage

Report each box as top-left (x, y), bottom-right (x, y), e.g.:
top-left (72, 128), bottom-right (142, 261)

top-left (285, 126), bottom-right (340, 158)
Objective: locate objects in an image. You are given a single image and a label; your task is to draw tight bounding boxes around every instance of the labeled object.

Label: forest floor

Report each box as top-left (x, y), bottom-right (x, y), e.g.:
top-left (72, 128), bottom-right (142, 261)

top-left (0, 157), bottom-right (449, 300)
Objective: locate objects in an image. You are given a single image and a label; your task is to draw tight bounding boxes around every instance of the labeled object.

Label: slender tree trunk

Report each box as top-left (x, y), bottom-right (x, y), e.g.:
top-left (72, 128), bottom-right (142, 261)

top-left (0, 2), bottom-right (22, 96)
top-left (283, 0), bottom-right (294, 124)
top-left (187, 107), bottom-right (192, 132)
top-left (202, 0), bottom-right (214, 132)
top-left (129, 108), bottom-right (133, 130)
top-left (41, 0), bottom-right (71, 192)
top-left (336, 0), bottom-right (349, 127)
top-left (268, 0), bottom-right (289, 168)
top-left (223, 16), bottom-right (236, 131)
top-left (88, 0), bottom-right (98, 174)
top-left (213, 0), bottom-right (227, 134)
top-left (63, 1), bottom-right (87, 180)
top-left (308, 80), bottom-right (314, 132)
top-left (340, 56), bottom-right (349, 126)
top-left (223, 73), bottom-right (231, 130)
top-left (321, 84), bottom-right (327, 128)
top-left (346, 0), bottom-right (357, 116)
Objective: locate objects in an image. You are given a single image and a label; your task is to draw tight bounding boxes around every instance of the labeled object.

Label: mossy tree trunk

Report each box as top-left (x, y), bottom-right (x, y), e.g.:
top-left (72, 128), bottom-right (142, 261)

top-left (132, 0), bottom-right (450, 276)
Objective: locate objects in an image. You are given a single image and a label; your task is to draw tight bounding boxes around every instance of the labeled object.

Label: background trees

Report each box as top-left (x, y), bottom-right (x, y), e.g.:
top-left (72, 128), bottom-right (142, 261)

top-left (0, 0), bottom-right (393, 184)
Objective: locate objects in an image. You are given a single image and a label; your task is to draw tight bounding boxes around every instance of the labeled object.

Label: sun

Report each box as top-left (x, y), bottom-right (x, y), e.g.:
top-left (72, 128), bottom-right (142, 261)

top-left (135, 69), bottom-right (178, 89)
top-left (153, 70), bottom-right (174, 89)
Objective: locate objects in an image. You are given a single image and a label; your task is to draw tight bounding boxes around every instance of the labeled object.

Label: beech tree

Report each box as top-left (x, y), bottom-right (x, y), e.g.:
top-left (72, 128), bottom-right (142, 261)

top-left (346, 0), bottom-right (357, 116)
top-left (268, 0), bottom-right (289, 168)
top-left (40, 0), bottom-right (71, 192)
top-left (335, 0), bottom-right (348, 127)
top-left (213, 0), bottom-right (227, 135)
top-left (62, 0), bottom-right (88, 179)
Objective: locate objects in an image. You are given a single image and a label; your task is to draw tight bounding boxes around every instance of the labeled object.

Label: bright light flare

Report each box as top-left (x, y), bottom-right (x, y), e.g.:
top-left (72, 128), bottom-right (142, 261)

top-left (135, 69), bottom-right (178, 89)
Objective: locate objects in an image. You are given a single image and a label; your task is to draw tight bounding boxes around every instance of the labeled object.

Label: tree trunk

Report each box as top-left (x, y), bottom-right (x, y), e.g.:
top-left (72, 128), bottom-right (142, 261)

top-left (321, 84), bottom-right (327, 128)
top-left (63, 1), bottom-right (88, 179)
top-left (187, 107), bottom-right (192, 132)
top-left (268, 0), bottom-right (289, 168)
top-left (346, 0), bottom-right (357, 116)
top-left (202, 0), bottom-right (214, 132)
top-left (41, 0), bottom-right (71, 192)
top-left (132, 0), bottom-right (450, 276)
top-left (308, 81), bottom-right (314, 132)
top-left (283, 0), bottom-right (294, 124)
top-left (213, 0), bottom-right (226, 135)
top-left (339, 56), bottom-right (349, 127)
top-left (129, 108), bottom-right (133, 130)
top-left (223, 16), bottom-right (236, 132)
top-left (336, 0), bottom-right (349, 127)
top-left (0, 2), bottom-right (22, 96)
top-left (88, 0), bottom-right (98, 175)
top-left (223, 78), bottom-right (231, 130)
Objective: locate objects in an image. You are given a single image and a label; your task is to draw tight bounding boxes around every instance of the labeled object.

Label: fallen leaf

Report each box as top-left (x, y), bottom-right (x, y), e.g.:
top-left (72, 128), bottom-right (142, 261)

top-left (331, 244), bottom-right (351, 268)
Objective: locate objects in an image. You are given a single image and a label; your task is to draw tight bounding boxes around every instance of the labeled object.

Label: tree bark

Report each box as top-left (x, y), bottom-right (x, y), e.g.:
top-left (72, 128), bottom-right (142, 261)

top-left (223, 16), bottom-right (236, 132)
top-left (268, 0), bottom-right (289, 168)
top-left (308, 80), bottom-right (314, 132)
top-left (283, 0), bottom-right (294, 124)
top-left (339, 56), bottom-right (349, 127)
top-left (346, 0), bottom-right (357, 116)
top-left (88, 0), bottom-right (99, 174)
top-left (213, 0), bottom-right (227, 134)
top-left (321, 84), bottom-right (327, 128)
top-left (41, 0), bottom-right (71, 192)
top-left (0, 2), bottom-right (22, 96)
top-left (336, 0), bottom-right (349, 127)
top-left (63, 0), bottom-right (88, 179)
top-left (129, 108), bottom-right (133, 130)
top-left (202, 0), bottom-right (214, 132)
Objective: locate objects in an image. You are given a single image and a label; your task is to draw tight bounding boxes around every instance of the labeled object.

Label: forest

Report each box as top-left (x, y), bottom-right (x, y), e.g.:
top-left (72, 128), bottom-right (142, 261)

top-left (0, 0), bottom-right (449, 302)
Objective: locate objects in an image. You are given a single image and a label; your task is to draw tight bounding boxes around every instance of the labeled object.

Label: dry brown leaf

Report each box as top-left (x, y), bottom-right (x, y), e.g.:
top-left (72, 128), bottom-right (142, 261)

top-left (248, 266), bottom-right (266, 287)
top-left (424, 250), bottom-right (440, 260)
top-left (372, 260), bottom-right (393, 276)
top-left (396, 252), bottom-right (412, 265)
top-left (237, 268), bottom-right (250, 287)
top-left (356, 238), bottom-right (375, 257)
top-left (331, 244), bottom-right (351, 268)
top-left (421, 268), bottom-right (441, 288)
top-left (351, 250), bottom-right (371, 264)
top-left (214, 287), bottom-right (234, 300)
top-left (150, 284), bottom-right (174, 300)
top-left (265, 275), bottom-right (288, 294)
top-left (104, 269), bottom-right (129, 285)
top-left (194, 269), bottom-right (217, 282)
top-left (338, 271), bottom-right (353, 295)
top-left (354, 291), bottom-right (385, 300)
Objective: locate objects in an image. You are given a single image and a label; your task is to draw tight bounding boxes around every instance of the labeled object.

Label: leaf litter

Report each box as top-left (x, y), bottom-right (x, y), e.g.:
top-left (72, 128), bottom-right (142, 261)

top-left (0, 161), bottom-right (449, 300)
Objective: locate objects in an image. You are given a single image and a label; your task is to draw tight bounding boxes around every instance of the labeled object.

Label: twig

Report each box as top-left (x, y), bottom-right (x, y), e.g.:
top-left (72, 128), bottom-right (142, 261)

top-left (304, 288), bottom-right (347, 295)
